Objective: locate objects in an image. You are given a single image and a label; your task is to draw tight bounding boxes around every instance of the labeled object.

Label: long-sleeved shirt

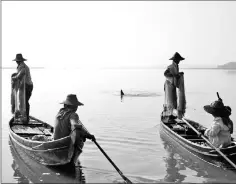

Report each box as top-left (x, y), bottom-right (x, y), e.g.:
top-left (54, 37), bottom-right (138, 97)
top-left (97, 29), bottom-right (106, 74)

top-left (13, 62), bottom-right (33, 85)
top-left (53, 108), bottom-right (91, 142)
top-left (164, 62), bottom-right (179, 87)
top-left (204, 117), bottom-right (231, 148)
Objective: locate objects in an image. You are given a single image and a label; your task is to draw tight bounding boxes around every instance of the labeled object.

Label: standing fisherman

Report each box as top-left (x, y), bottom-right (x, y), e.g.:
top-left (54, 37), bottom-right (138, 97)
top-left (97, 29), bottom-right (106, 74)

top-left (163, 52), bottom-right (186, 119)
top-left (11, 53), bottom-right (33, 123)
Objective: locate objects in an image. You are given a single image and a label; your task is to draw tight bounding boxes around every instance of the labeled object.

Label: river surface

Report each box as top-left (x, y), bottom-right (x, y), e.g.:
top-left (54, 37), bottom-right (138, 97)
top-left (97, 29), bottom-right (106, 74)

top-left (2, 68), bottom-right (236, 183)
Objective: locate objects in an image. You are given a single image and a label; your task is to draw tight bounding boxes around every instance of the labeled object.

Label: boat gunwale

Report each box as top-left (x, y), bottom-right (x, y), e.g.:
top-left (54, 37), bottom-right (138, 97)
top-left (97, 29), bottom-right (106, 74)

top-left (160, 123), bottom-right (220, 157)
top-left (8, 116), bottom-right (79, 166)
top-left (9, 117), bottom-right (73, 151)
top-left (159, 126), bottom-right (232, 169)
top-left (9, 135), bottom-right (74, 166)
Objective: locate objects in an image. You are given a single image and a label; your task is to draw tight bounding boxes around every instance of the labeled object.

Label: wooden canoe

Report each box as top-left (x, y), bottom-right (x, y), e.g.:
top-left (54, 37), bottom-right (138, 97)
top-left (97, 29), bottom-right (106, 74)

top-left (9, 115), bottom-right (82, 166)
top-left (160, 115), bottom-right (236, 169)
top-left (9, 136), bottom-right (86, 183)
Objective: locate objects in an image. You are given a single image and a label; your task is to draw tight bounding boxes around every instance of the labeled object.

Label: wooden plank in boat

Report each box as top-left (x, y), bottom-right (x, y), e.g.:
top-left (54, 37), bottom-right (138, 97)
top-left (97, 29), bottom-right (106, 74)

top-left (43, 129), bottom-right (52, 135)
top-left (13, 120), bottom-right (43, 126)
top-left (37, 127), bottom-right (52, 135)
top-left (12, 125), bottom-right (44, 135)
top-left (29, 120), bottom-right (43, 125)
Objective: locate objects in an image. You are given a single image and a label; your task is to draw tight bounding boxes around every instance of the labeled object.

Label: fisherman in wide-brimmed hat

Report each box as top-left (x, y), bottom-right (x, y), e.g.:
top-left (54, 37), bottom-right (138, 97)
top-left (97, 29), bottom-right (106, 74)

top-left (203, 99), bottom-right (233, 148)
top-left (163, 52), bottom-right (185, 120)
top-left (11, 53), bottom-right (33, 123)
top-left (53, 94), bottom-right (95, 163)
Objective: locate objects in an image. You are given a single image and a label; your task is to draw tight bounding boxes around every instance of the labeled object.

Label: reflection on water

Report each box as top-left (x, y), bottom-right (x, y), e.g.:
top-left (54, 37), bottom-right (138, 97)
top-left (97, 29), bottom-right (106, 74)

top-left (162, 144), bottom-right (186, 182)
top-left (105, 90), bottom-right (163, 97)
top-left (9, 138), bottom-right (86, 183)
top-left (118, 90), bottom-right (162, 102)
top-left (161, 139), bottom-right (186, 182)
top-left (3, 68), bottom-right (236, 183)
top-left (12, 160), bottom-right (30, 184)
top-left (160, 131), bottom-right (236, 183)
top-left (226, 70), bottom-right (236, 75)
top-left (121, 94), bottom-right (124, 102)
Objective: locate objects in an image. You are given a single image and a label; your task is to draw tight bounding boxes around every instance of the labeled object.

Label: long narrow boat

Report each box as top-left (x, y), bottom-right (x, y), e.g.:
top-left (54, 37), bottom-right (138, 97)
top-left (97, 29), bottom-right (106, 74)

top-left (160, 115), bottom-right (236, 169)
top-left (9, 115), bottom-right (82, 166)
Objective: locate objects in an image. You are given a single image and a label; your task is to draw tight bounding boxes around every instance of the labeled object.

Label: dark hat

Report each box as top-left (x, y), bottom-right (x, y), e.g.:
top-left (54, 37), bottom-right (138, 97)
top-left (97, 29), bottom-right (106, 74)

top-left (225, 106), bottom-right (232, 116)
top-left (13, 53), bottom-right (27, 62)
top-left (204, 100), bottom-right (230, 117)
top-left (169, 52), bottom-right (185, 61)
top-left (60, 94), bottom-right (84, 106)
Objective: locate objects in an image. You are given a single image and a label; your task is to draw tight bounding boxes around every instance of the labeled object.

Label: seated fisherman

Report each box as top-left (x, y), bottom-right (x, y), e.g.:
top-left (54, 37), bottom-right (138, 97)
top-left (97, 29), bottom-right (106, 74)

top-left (224, 106), bottom-right (234, 134)
top-left (203, 100), bottom-right (233, 148)
top-left (53, 94), bottom-right (95, 150)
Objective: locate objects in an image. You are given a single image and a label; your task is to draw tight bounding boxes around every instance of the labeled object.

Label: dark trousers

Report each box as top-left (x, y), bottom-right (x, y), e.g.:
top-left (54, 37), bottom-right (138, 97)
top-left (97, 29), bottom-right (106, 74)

top-left (25, 84), bottom-right (33, 122)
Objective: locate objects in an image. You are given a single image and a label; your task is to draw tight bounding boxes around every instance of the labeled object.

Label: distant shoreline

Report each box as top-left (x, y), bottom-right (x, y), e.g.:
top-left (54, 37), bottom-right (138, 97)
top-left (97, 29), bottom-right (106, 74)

top-left (217, 62), bottom-right (236, 69)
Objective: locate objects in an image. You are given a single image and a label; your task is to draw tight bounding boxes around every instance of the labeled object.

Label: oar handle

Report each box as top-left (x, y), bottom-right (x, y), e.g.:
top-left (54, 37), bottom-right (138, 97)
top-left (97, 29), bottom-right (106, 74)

top-left (182, 118), bottom-right (236, 169)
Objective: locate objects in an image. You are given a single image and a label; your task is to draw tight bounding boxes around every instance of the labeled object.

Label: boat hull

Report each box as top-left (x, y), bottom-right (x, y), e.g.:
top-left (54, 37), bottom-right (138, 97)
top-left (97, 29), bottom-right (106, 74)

top-left (160, 117), bottom-right (236, 169)
top-left (9, 116), bottom-right (81, 166)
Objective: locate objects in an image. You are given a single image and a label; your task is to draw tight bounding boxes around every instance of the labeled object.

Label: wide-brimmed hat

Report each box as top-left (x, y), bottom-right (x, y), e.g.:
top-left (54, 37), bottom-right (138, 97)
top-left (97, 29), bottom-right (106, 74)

top-left (13, 53), bottom-right (27, 62)
top-left (169, 52), bottom-right (185, 61)
top-left (225, 106), bottom-right (232, 116)
top-left (60, 94), bottom-right (84, 106)
top-left (204, 100), bottom-right (230, 117)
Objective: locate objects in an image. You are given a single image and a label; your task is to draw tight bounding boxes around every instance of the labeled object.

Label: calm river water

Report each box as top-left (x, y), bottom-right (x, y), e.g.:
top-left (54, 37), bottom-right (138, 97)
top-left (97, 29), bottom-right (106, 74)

top-left (2, 68), bottom-right (236, 183)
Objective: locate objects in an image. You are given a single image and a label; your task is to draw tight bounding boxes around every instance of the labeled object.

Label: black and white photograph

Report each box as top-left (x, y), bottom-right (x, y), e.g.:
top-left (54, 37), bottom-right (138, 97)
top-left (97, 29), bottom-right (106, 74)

top-left (2, 1), bottom-right (236, 183)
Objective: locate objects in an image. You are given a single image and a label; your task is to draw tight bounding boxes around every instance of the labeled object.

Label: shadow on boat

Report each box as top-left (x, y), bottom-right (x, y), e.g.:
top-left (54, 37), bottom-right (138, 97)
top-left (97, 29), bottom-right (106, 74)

top-left (160, 130), bottom-right (236, 183)
top-left (9, 137), bottom-right (86, 183)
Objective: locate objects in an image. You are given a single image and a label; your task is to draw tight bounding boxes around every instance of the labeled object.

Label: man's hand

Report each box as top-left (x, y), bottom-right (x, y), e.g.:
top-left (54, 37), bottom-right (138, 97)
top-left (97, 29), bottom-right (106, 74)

top-left (87, 134), bottom-right (96, 141)
top-left (12, 76), bottom-right (17, 81)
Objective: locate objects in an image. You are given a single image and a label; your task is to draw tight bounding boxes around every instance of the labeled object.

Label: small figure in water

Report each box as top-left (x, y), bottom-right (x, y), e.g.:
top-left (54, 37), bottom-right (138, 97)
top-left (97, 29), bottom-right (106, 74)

top-left (121, 89), bottom-right (124, 96)
top-left (120, 90), bottom-right (124, 102)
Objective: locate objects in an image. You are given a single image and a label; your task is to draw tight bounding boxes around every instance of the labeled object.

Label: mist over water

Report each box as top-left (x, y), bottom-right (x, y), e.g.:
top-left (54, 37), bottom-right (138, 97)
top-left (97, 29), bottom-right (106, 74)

top-left (2, 68), bottom-right (236, 183)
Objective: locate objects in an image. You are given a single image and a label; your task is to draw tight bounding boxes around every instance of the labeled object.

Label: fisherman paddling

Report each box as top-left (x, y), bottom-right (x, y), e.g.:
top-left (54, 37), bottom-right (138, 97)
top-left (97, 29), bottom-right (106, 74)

top-left (203, 94), bottom-right (234, 148)
top-left (163, 52), bottom-right (186, 120)
top-left (53, 94), bottom-right (96, 164)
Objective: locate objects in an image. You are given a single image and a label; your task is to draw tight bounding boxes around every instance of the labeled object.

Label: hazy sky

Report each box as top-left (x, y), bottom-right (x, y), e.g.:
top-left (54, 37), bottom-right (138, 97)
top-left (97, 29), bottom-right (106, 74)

top-left (2, 1), bottom-right (236, 68)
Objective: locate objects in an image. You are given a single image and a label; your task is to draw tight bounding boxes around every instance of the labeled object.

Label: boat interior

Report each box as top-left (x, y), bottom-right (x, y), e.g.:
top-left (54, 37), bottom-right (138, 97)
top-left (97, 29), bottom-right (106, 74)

top-left (162, 116), bottom-right (236, 148)
top-left (10, 117), bottom-right (53, 140)
top-left (163, 118), bottom-right (208, 145)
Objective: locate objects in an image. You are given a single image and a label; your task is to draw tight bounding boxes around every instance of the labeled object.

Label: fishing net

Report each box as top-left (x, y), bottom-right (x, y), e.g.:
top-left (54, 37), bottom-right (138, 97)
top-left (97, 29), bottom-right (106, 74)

top-left (177, 74), bottom-right (186, 118)
top-left (163, 73), bottom-right (186, 118)
top-left (11, 74), bottom-right (27, 122)
top-left (163, 80), bottom-right (177, 117)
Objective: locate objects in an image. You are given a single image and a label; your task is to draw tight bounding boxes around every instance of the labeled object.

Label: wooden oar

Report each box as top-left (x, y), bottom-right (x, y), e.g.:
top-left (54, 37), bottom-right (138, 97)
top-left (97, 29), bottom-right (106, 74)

top-left (182, 117), bottom-right (236, 169)
top-left (79, 121), bottom-right (132, 184)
